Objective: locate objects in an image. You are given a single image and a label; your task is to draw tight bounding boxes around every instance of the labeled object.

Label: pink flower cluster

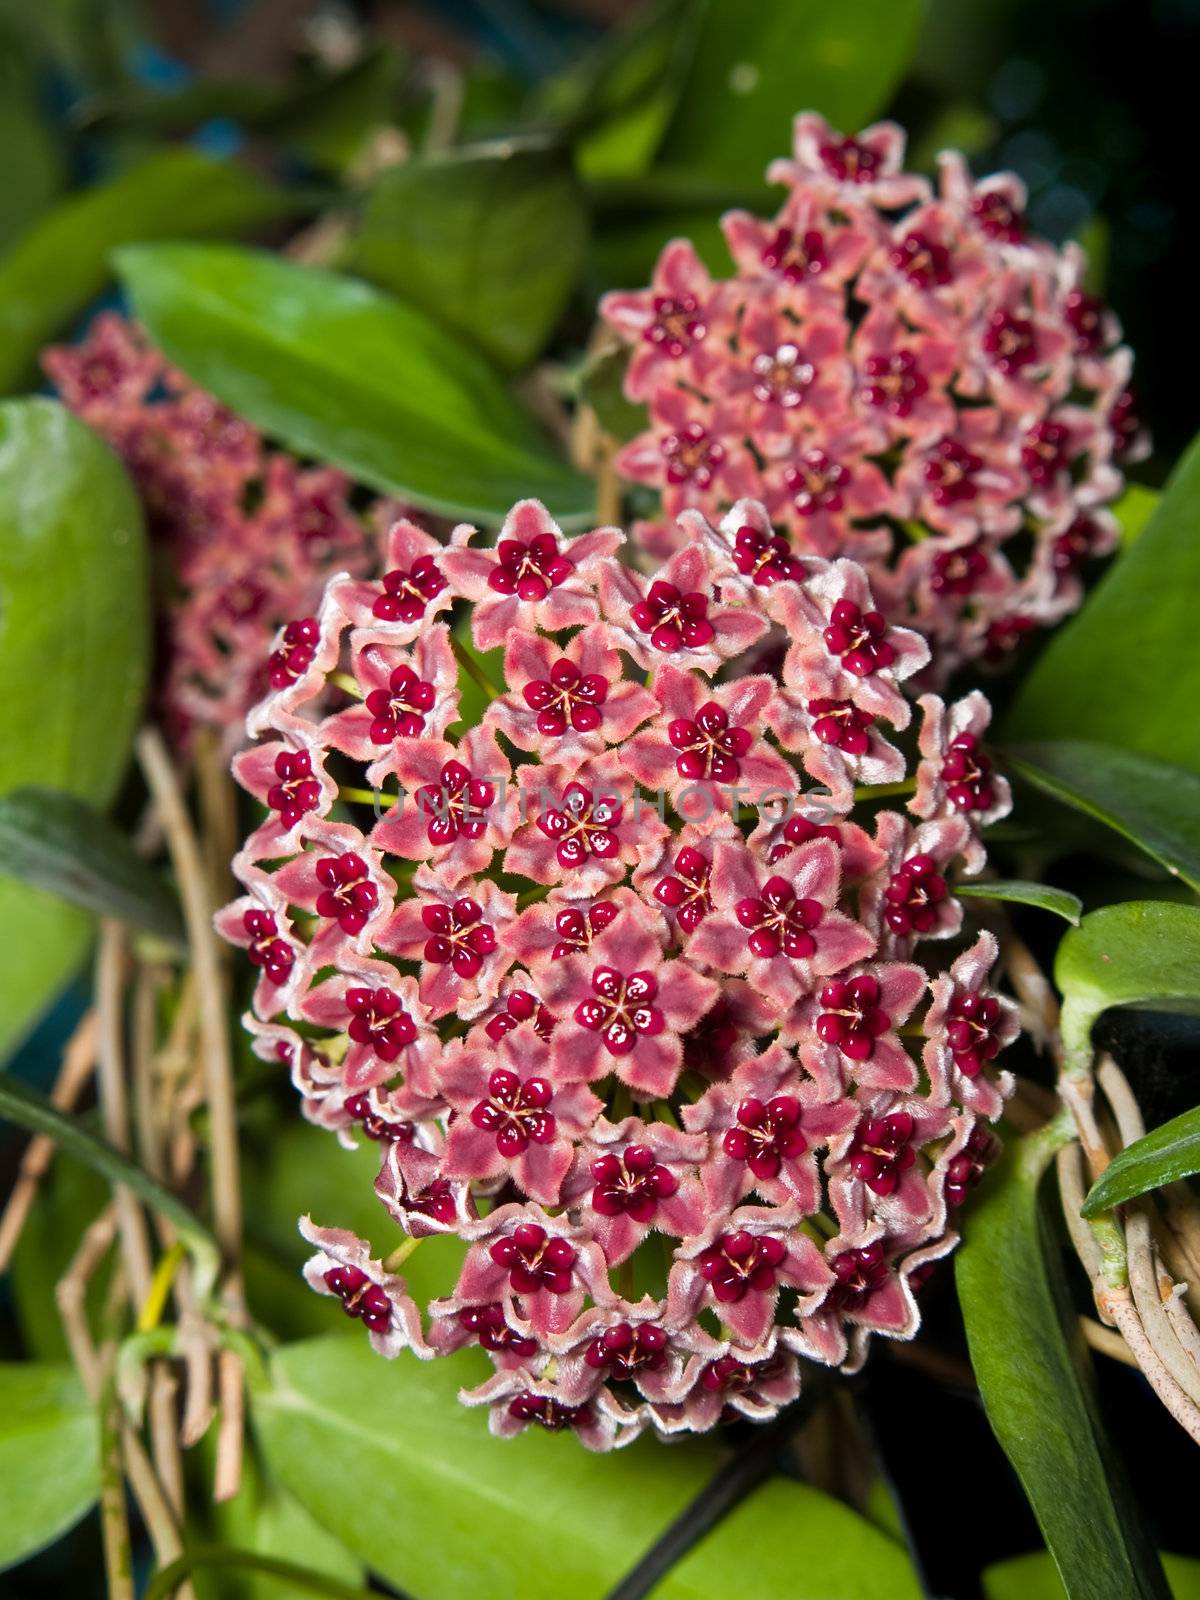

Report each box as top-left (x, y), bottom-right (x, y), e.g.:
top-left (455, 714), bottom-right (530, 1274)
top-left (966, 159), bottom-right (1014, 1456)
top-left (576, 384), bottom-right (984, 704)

top-left (43, 315), bottom-right (382, 743)
top-left (602, 113), bottom-right (1148, 682)
top-left (220, 495), bottom-right (1018, 1448)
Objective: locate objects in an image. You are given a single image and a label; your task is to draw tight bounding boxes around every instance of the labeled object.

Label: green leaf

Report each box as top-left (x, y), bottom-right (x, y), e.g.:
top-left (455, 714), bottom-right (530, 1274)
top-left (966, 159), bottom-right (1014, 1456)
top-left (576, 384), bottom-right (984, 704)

top-left (1004, 432), bottom-right (1200, 773)
top-left (1114, 482), bottom-right (1160, 545)
top-left (578, 347), bottom-right (648, 442)
top-left (983, 1550), bottom-right (1200, 1600)
top-left (956, 879), bottom-right (1082, 924)
top-left (0, 399), bottom-right (150, 1057)
top-left (0, 85), bottom-right (66, 253)
top-left (117, 244), bottom-right (594, 526)
top-left (0, 149), bottom-right (293, 393)
top-left (1082, 1105), bottom-right (1200, 1217)
top-left (1005, 741), bottom-right (1200, 894)
top-left (255, 1335), bottom-right (922, 1600)
top-left (0, 1363), bottom-right (99, 1571)
top-left (956, 1123), bottom-right (1172, 1600)
top-left (352, 141), bottom-right (587, 373)
top-left (1054, 902), bottom-right (1200, 1074)
top-left (0, 786), bottom-right (184, 948)
top-left (0, 1070), bottom-right (219, 1292)
top-left (656, 0), bottom-right (923, 187)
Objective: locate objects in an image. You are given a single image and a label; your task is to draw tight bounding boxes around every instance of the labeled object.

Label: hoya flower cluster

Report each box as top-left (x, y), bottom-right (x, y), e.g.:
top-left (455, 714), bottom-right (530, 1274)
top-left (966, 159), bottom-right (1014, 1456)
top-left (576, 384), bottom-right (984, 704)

top-left (43, 315), bottom-right (382, 743)
top-left (603, 114), bottom-right (1148, 682)
top-left (220, 495), bottom-right (1017, 1448)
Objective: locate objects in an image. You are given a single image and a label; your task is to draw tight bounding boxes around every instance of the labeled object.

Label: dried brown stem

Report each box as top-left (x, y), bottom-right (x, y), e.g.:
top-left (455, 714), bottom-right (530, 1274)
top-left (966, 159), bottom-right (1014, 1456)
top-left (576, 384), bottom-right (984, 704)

top-left (56, 1205), bottom-right (118, 1396)
top-left (213, 1347), bottom-right (246, 1503)
top-left (148, 1363), bottom-right (185, 1520)
top-left (1080, 1315), bottom-right (1140, 1368)
top-left (96, 923), bottom-right (155, 1311)
top-left (136, 729), bottom-right (243, 1287)
top-left (0, 1008), bottom-right (98, 1270)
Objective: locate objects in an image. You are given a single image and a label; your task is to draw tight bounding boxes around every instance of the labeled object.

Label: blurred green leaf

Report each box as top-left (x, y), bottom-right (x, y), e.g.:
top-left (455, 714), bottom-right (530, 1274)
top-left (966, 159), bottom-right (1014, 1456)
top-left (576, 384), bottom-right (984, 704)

top-left (533, 0), bottom-right (693, 181)
top-left (0, 85), bottom-right (66, 253)
top-left (956, 880), bottom-right (1082, 924)
top-left (0, 399), bottom-right (149, 1057)
top-left (591, 206), bottom-right (730, 292)
top-left (255, 1335), bottom-right (922, 1600)
top-left (1114, 481), bottom-right (1160, 545)
top-left (352, 140), bottom-right (587, 373)
top-left (1005, 432), bottom-right (1200, 773)
top-left (578, 347), bottom-right (647, 442)
top-left (1082, 1105), bottom-right (1200, 1218)
top-left (0, 786), bottom-right (183, 947)
top-left (0, 149), bottom-right (294, 393)
top-left (117, 244), bottom-right (594, 526)
top-left (983, 1550), bottom-right (1200, 1600)
top-left (78, 45), bottom-right (404, 173)
top-left (656, 0), bottom-right (923, 187)
top-left (957, 1124), bottom-right (1171, 1600)
top-left (0, 1363), bottom-right (99, 1571)
top-left (1006, 742), bottom-right (1200, 893)
top-left (1055, 902), bottom-right (1200, 1074)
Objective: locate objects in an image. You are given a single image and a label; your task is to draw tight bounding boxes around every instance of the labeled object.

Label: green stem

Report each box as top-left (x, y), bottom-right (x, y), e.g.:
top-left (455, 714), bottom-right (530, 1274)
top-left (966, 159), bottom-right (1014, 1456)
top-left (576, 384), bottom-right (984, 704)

top-left (383, 1237), bottom-right (422, 1273)
top-left (853, 779), bottom-right (917, 801)
top-left (451, 634), bottom-right (504, 701)
top-left (145, 1549), bottom-right (366, 1600)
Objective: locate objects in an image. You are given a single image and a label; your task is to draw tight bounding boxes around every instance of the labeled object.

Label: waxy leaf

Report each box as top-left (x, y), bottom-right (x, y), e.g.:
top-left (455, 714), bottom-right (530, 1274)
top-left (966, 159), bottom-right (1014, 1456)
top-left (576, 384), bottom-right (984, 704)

top-left (117, 244), bottom-right (594, 525)
top-left (0, 787), bottom-right (183, 949)
top-left (1005, 432), bottom-right (1200, 773)
top-left (1054, 902), bottom-right (1200, 1074)
top-left (1114, 482), bottom-right (1160, 545)
top-left (0, 149), bottom-right (292, 392)
top-left (1082, 1105), bottom-right (1200, 1217)
top-left (255, 1336), bottom-right (922, 1600)
top-left (0, 1364), bottom-right (99, 1571)
top-left (956, 1124), bottom-right (1172, 1600)
top-left (1006, 741), bottom-right (1200, 893)
top-left (956, 880), bottom-right (1082, 925)
top-left (657, 0), bottom-right (923, 188)
top-left (352, 141), bottom-right (588, 372)
top-left (0, 400), bottom-right (149, 1057)
top-left (146, 1550), bottom-right (366, 1600)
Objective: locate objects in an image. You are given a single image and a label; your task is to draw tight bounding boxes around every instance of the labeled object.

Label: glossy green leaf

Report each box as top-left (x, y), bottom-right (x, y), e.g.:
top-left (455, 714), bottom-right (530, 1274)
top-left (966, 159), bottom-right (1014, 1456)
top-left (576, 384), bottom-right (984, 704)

top-left (1054, 902), bottom-right (1200, 1074)
top-left (1005, 741), bottom-right (1200, 893)
top-left (983, 1550), bottom-right (1200, 1600)
top-left (1005, 432), bottom-right (1200, 773)
top-left (352, 141), bottom-right (587, 373)
top-left (0, 85), bottom-right (66, 253)
top-left (0, 399), bottom-right (149, 1057)
top-left (0, 786), bottom-right (183, 948)
top-left (656, 0), bottom-right (923, 187)
top-left (255, 1336), bottom-right (922, 1600)
top-left (956, 880), bottom-right (1082, 924)
top-left (0, 149), bottom-right (293, 392)
top-left (0, 1363), bottom-right (99, 1571)
top-left (956, 1123), bottom-right (1171, 1600)
top-left (0, 1070), bottom-right (219, 1292)
top-left (202, 1438), bottom-right (364, 1600)
top-left (117, 244), bottom-right (593, 526)
top-left (1082, 1105), bottom-right (1200, 1217)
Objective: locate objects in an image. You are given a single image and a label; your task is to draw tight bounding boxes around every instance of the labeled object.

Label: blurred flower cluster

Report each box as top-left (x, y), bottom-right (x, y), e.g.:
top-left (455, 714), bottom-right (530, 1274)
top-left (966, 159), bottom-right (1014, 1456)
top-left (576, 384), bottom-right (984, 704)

top-left (219, 491), bottom-right (1017, 1447)
top-left (43, 315), bottom-right (384, 744)
top-left (603, 114), bottom-right (1148, 682)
